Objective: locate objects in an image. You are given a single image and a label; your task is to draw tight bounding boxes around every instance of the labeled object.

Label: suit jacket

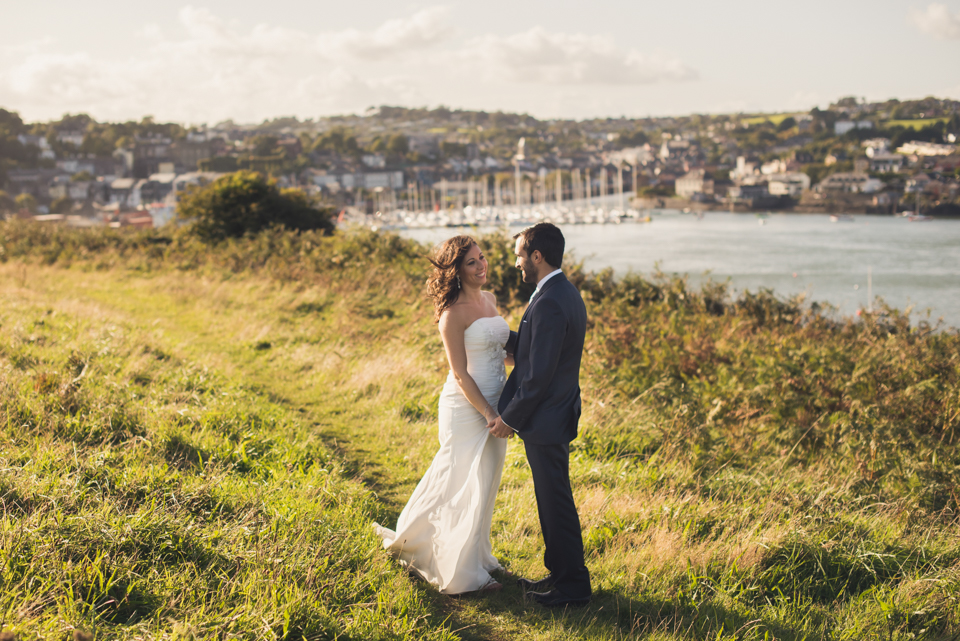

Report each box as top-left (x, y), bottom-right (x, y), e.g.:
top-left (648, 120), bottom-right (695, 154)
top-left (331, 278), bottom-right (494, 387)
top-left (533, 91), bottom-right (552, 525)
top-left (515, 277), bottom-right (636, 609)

top-left (498, 273), bottom-right (586, 444)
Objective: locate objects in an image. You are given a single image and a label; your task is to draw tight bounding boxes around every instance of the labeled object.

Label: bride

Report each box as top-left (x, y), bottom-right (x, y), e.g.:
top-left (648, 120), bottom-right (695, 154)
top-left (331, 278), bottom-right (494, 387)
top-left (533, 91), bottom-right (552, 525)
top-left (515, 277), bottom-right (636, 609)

top-left (374, 235), bottom-right (513, 594)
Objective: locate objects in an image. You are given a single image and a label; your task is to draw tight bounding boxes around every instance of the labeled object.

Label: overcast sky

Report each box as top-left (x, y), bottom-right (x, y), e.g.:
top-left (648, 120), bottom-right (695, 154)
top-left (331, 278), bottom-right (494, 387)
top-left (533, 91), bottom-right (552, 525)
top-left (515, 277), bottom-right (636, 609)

top-left (2, 1), bottom-right (958, 124)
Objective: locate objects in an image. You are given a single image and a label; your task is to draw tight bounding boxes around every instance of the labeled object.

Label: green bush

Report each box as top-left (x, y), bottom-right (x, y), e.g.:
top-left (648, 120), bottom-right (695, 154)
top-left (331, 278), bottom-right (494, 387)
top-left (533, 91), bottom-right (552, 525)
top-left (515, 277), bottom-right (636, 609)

top-left (177, 170), bottom-right (335, 242)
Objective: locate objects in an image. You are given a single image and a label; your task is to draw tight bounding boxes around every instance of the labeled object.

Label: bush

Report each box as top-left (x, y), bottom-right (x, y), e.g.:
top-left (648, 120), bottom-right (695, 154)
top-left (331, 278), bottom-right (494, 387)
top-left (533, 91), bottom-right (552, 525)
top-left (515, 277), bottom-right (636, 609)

top-left (177, 171), bottom-right (335, 242)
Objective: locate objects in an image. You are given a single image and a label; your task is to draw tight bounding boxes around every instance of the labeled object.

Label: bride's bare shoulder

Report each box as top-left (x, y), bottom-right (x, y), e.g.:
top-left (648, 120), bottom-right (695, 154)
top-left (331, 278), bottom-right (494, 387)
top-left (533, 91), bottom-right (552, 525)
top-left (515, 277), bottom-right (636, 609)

top-left (438, 305), bottom-right (466, 330)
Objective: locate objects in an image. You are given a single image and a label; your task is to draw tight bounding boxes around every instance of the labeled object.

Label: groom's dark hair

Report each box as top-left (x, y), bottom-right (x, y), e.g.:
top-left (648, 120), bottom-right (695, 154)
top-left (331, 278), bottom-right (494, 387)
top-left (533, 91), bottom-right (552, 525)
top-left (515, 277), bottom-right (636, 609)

top-left (515, 223), bottom-right (564, 268)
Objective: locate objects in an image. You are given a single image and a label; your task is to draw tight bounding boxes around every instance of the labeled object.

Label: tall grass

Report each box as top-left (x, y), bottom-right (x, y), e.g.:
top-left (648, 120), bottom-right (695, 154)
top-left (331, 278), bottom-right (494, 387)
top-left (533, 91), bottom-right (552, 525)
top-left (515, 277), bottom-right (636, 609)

top-left (2, 219), bottom-right (959, 640)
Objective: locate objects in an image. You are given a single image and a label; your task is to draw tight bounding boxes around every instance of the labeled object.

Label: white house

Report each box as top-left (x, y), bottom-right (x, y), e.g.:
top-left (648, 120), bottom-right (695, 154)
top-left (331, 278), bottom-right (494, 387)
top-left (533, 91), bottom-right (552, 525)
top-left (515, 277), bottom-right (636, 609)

top-left (862, 138), bottom-right (890, 157)
top-left (896, 141), bottom-right (957, 157)
top-left (766, 172), bottom-right (811, 196)
top-left (817, 172), bottom-right (883, 194)
top-left (834, 120), bottom-right (873, 136)
top-left (362, 153), bottom-right (386, 169)
top-left (675, 169), bottom-right (714, 199)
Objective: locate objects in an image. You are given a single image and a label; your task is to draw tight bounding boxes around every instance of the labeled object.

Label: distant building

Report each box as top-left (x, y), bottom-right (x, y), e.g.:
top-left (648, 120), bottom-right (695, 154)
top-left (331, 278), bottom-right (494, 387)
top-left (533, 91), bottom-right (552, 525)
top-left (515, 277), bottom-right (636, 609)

top-left (816, 172), bottom-right (883, 194)
top-left (362, 153), bottom-right (386, 169)
top-left (407, 134), bottom-right (440, 157)
top-left (766, 172), bottom-right (811, 196)
top-left (17, 134), bottom-right (56, 159)
top-left (834, 120), bottom-right (873, 135)
top-left (730, 156), bottom-right (759, 180)
top-left (896, 141), bottom-right (956, 157)
top-left (761, 159), bottom-right (788, 175)
top-left (728, 183), bottom-right (769, 202)
top-left (862, 138), bottom-right (890, 157)
top-left (56, 130), bottom-right (86, 147)
top-left (675, 169), bottom-right (714, 199)
top-left (868, 152), bottom-right (904, 173)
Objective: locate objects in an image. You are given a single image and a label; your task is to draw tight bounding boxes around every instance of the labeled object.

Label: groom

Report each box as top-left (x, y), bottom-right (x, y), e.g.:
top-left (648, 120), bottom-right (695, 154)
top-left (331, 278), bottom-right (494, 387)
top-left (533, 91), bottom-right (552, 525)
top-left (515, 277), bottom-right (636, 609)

top-left (487, 222), bottom-right (591, 608)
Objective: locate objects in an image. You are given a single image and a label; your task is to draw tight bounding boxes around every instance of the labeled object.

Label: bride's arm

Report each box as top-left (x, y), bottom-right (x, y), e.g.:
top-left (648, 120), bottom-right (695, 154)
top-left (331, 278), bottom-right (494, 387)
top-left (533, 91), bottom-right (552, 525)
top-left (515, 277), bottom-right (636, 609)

top-left (439, 312), bottom-right (499, 422)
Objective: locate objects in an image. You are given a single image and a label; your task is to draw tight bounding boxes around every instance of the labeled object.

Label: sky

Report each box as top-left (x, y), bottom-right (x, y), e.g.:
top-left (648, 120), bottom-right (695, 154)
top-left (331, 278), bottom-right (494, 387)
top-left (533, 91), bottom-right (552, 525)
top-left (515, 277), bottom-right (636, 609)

top-left (1, 1), bottom-right (959, 125)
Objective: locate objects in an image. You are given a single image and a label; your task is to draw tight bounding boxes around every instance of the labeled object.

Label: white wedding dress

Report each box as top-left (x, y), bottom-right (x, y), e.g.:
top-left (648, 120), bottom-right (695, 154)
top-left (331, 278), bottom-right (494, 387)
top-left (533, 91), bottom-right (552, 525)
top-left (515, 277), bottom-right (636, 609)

top-left (374, 315), bottom-right (510, 594)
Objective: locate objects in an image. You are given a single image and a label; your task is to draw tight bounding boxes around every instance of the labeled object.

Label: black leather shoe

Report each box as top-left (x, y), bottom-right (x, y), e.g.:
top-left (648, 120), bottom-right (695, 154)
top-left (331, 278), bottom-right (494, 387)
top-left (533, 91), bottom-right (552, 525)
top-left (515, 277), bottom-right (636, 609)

top-left (527, 589), bottom-right (590, 608)
top-left (517, 575), bottom-right (554, 592)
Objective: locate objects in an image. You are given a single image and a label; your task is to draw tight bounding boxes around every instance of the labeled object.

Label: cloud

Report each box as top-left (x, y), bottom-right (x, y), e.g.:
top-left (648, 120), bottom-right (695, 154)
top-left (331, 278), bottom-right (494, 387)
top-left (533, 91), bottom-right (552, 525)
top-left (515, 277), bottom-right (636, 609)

top-left (0, 6), bottom-right (432, 122)
top-left (461, 27), bottom-right (697, 85)
top-left (317, 6), bottom-right (452, 61)
top-left (911, 3), bottom-right (960, 40)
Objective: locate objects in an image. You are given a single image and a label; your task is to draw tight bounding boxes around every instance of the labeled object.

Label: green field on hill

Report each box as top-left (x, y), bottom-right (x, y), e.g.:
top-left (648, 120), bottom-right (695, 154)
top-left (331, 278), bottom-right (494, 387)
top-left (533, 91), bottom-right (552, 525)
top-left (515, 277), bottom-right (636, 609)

top-left (2, 221), bottom-right (959, 640)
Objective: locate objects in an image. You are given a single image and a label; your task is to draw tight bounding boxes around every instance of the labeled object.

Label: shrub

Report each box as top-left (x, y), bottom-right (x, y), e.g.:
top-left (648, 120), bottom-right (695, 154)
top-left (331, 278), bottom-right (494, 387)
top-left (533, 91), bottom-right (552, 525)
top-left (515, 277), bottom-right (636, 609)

top-left (177, 171), bottom-right (335, 242)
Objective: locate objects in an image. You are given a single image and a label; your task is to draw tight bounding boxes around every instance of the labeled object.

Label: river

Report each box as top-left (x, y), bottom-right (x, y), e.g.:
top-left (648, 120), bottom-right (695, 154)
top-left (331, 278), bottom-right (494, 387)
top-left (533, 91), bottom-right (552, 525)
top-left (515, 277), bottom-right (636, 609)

top-left (398, 212), bottom-right (960, 329)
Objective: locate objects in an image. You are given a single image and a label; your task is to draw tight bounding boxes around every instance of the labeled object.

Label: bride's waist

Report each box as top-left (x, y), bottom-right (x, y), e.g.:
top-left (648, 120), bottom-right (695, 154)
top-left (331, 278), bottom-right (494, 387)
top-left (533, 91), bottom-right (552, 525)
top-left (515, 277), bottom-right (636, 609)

top-left (442, 370), bottom-right (505, 399)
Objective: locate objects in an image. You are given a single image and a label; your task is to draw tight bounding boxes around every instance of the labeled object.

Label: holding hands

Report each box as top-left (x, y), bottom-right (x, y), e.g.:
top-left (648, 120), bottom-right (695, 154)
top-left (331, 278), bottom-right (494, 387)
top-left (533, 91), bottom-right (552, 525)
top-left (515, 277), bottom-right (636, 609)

top-left (487, 415), bottom-right (514, 439)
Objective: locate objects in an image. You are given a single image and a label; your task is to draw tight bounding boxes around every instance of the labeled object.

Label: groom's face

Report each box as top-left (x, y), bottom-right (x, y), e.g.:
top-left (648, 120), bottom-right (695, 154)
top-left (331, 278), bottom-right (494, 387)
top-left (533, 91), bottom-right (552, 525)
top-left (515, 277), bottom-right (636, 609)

top-left (514, 237), bottom-right (537, 284)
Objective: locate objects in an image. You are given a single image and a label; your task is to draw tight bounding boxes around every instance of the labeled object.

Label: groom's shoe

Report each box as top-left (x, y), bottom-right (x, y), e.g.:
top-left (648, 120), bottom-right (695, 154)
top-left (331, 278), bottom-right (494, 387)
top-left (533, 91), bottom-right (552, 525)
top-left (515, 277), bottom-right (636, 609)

top-left (527, 589), bottom-right (590, 609)
top-left (517, 575), bottom-right (554, 592)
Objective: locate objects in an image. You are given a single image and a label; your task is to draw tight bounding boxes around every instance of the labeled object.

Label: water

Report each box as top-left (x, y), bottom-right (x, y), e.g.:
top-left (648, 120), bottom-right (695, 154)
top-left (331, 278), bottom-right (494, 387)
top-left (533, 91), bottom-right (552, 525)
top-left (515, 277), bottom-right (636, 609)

top-left (398, 212), bottom-right (960, 329)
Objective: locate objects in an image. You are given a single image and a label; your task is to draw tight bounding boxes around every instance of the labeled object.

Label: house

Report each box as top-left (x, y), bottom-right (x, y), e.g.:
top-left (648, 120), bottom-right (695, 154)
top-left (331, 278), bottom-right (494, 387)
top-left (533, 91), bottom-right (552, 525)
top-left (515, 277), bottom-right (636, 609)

top-left (896, 141), bottom-right (957, 157)
top-left (729, 156), bottom-right (759, 180)
top-left (362, 153), bottom-right (386, 169)
top-left (834, 120), bottom-right (872, 135)
top-left (868, 152), bottom-right (904, 173)
top-left (6, 168), bottom-right (62, 199)
top-left (766, 173), bottom-right (811, 196)
top-left (133, 173), bottom-right (176, 206)
top-left (172, 172), bottom-right (224, 194)
top-left (17, 134), bottom-right (56, 159)
top-left (56, 130), bottom-right (86, 147)
top-left (109, 178), bottom-right (136, 207)
top-left (761, 159), bottom-right (788, 175)
top-left (816, 172), bottom-right (883, 194)
top-left (56, 159), bottom-right (96, 175)
top-left (728, 183), bottom-right (769, 202)
top-left (675, 169), bottom-right (714, 199)
top-left (862, 138), bottom-right (891, 157)
top-left (407, 134), bottom-right (440, 156)
top-left (48, 175), bottom-right (93, 201)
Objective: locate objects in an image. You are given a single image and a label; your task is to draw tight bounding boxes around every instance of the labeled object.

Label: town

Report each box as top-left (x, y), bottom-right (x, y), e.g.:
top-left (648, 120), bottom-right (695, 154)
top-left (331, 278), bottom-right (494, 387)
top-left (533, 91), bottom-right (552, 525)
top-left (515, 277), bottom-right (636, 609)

top-left (1, 95), bottom-right (958, 228)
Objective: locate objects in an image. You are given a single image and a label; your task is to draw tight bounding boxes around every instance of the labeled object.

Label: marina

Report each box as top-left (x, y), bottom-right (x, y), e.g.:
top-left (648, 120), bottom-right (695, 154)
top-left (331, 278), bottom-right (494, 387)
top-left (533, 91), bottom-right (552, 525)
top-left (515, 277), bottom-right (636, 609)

top-left (397, 211), bottom-right (960, 329)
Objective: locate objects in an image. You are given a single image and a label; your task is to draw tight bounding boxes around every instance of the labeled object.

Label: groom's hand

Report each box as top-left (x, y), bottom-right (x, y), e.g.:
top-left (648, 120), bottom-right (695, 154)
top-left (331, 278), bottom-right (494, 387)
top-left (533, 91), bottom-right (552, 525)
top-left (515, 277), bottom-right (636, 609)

top-left (488, 416), bottom-right (514, 439)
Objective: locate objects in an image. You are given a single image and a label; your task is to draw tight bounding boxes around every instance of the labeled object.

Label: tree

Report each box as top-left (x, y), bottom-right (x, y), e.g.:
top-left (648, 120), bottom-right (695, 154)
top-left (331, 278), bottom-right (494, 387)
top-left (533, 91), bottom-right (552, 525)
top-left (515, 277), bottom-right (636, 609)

top-left (777, 117), bottom-right (797, 132)
top-left (15, 193), bottom-right (37, 213)
top-left (51, 196), bottom-right (72, 213)
top-left (0, 190), bottom-right (13, 212)
top-left (386, 134), bottom-right (409, 155)
top-left (249, 135), bottom-right (279, 157)
top-left (177, 171), bottom-right (335, 242)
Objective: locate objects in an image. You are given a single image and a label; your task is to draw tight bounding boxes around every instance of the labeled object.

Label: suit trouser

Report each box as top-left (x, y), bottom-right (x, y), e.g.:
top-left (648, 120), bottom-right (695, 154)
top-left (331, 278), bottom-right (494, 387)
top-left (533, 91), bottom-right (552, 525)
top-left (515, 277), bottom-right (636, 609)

top-left (523, 440), bottom-right (591, 599)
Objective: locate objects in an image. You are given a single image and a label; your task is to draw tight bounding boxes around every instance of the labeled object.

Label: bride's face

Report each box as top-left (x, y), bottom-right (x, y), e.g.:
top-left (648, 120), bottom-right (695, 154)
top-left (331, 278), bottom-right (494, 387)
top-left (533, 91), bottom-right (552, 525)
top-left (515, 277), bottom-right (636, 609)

top-left (459, 244), bottom-right (487, 287)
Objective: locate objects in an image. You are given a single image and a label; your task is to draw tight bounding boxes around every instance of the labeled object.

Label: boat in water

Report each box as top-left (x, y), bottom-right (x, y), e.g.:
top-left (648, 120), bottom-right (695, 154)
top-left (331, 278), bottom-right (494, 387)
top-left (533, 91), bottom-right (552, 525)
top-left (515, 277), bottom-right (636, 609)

top-left (830, 214), bottom-right (855, 222)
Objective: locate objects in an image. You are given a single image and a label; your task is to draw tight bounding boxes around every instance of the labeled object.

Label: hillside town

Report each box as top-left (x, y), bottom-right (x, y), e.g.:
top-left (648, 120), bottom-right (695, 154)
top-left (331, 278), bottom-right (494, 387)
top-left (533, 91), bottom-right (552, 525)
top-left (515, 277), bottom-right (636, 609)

top-left (1, 96), bottom-right (959, 228)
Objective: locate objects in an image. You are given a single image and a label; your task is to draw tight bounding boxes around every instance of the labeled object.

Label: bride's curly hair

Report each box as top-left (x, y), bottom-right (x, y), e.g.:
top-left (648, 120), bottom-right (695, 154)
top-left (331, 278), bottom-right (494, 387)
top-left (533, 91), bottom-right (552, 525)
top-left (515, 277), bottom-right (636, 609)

top-left (426, 235), bottom-right (477, 322)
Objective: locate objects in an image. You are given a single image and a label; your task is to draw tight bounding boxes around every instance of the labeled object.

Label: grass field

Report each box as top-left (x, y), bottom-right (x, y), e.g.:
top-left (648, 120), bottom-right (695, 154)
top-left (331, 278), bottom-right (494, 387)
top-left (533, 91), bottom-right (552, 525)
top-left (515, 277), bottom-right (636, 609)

top-left (737, 114), bottom-right (801, 127)
top-left (884, 118), bottom-right (950, 131)
top-left (2, 221), bottom-right (959, 640)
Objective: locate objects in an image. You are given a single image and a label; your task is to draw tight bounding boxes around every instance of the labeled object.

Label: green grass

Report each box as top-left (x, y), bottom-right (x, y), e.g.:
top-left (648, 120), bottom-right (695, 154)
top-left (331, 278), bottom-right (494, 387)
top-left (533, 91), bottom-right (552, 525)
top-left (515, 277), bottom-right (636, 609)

top-left (738, 114), bottom-right (801, 127)
top-left (1, 220), bottom-right (959, 640)
top-left (884, 118), bottom-right (949, 131)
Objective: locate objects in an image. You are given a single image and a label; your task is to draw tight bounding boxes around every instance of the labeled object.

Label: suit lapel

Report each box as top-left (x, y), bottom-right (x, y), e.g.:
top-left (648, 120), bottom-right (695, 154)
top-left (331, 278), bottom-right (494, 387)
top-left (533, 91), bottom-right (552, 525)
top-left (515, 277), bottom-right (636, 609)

top-left (516, 273), bottom-right (565, 344)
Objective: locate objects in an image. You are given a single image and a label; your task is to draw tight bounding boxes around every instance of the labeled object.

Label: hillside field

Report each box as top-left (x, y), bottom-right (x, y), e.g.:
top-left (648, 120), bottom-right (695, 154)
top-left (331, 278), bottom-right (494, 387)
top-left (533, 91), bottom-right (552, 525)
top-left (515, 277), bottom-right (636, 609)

top-left (1, 221), bottom-right (959, 640)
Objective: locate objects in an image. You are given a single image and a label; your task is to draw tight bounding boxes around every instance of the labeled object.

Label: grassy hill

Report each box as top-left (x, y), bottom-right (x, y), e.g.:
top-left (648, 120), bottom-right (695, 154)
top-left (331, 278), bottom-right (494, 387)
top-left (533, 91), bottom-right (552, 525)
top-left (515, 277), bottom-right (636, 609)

top-left (1, 221), bottom-right (959, 640)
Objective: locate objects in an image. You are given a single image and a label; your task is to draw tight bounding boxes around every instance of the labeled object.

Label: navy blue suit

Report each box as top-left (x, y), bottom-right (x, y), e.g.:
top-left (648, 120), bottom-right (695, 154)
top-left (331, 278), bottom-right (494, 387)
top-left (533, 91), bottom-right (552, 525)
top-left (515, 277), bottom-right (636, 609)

top-left (499, 273), bottom-right (591, 599)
